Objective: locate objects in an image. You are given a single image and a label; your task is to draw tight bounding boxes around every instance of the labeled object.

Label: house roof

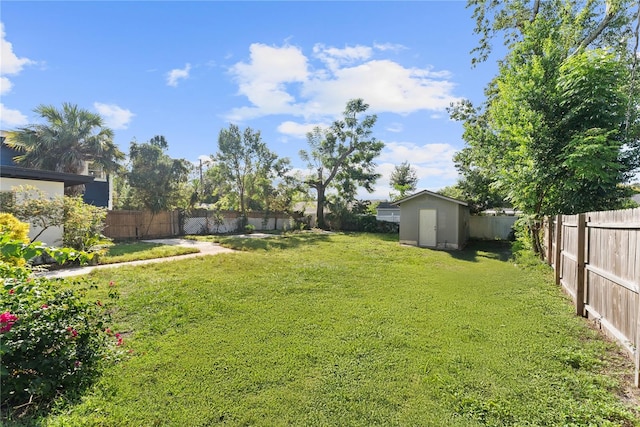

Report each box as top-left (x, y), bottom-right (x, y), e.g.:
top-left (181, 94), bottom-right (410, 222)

top-left (1, 165), bottom-right (95, 187)
top-left (376, 202), bottom-right (399, 210)
top-left (392, 189), bottom-right (468, 207)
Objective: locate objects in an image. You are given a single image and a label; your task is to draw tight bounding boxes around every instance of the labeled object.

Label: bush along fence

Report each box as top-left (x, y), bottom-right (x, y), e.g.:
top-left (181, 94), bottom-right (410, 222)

top-left (543, 208), bottom-right (640, 385)
top-left (103, 209), bottom-right (308, 240)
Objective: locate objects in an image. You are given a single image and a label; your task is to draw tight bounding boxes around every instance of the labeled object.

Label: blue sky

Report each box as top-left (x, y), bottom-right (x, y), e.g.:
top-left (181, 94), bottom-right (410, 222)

top-left (0, 1), bottom-right (503, 200)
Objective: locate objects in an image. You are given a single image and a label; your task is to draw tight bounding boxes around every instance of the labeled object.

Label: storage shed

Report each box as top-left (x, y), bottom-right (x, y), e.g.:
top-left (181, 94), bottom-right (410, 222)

top-left (394, 190), bottom-right (470, 250)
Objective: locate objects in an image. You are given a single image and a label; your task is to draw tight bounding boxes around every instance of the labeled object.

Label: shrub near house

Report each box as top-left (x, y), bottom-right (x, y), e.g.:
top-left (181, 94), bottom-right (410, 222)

top-left (0, 221), bottom-right (122, 420)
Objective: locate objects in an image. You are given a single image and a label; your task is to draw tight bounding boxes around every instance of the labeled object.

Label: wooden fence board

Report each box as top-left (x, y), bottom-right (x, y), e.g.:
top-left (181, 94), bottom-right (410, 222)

top-left (544, 207), bottom-right (640, 386)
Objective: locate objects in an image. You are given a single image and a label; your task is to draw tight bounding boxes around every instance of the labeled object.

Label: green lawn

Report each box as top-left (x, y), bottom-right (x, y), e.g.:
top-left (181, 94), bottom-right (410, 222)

top-left (41, 233), bottom-right (638, 426)
top-left (99, 241), bottom-right (199, 264)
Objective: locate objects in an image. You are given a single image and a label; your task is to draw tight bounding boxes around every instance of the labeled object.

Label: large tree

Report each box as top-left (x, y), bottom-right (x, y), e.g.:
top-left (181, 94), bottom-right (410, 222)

top-left (212, 125), bottom-right (290, 220)
top-left (300, 99), bottom-right (384, 229)
top-left (127, 136), bottom-right (192, 215)
top-left (6, 103), bottom-right (125, 194)
top-left (452, 0), bottom-right (640, 253)
top-left (389, 161), bottom-right (418, 200)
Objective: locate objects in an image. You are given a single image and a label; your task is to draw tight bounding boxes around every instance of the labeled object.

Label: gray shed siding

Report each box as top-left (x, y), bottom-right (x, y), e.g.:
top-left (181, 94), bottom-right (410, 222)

top-left (398, 193), bottom-right (469, 249)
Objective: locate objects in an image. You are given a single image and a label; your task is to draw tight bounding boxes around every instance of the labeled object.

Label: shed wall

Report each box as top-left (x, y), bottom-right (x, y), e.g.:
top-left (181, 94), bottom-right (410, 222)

top-left (399, 195), bottom-right (462, 248)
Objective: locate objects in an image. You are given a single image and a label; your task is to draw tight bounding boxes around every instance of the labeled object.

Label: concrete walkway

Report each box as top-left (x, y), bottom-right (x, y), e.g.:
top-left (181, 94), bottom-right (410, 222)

top-left (40, 239), bottom-right (236, 279)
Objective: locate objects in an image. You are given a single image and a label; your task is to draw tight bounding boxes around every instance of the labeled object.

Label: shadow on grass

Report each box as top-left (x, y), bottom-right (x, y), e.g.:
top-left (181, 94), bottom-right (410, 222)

top-left (106, 242), bottom-right (165, 257)
top-left (447, 240), bottom-right (513, 263)
top-left (217, 231), bottom-right (332, 251)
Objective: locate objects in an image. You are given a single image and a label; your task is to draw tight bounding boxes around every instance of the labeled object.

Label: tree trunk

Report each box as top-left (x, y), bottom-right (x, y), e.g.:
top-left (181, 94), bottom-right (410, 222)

top-left (316, 186), bottom-right (326, 229)
top-left (531, 219), bottom-right (544, 259)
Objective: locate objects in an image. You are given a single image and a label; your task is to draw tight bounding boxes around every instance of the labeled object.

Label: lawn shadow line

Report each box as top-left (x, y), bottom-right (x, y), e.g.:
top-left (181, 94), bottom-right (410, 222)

top-left (446, 240), bottom-right (513, 263)
top-left (219, 231), bottom-right (332, 251)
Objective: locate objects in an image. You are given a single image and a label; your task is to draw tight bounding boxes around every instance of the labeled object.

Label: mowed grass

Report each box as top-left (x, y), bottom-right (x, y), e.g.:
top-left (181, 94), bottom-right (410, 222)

top-left (99, 242), bottom-right (198, 265)
top-left (43, 233), bottom-right (638, 426)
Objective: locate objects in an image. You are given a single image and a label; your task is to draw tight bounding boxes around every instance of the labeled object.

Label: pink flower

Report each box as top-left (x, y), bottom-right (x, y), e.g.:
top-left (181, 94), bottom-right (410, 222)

top-left (109, 281), bottom-right (115, 287)
top-left (0, 312), bottom-right (18, 333)
top-left (67, 327), bottom-right (78, 338)
top-left (105, 328), bottom-right (112, 335)
top-left (8, 289), bottom-right (15, 295)
top-left (115, 333), bottom-right (124, 346)
top-left (41, 304), bottom-right (49, 309)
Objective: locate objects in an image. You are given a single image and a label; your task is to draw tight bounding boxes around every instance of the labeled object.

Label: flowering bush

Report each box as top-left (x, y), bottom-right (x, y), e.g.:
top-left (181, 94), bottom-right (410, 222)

top-left (0, 232), bottom-right (123, 417)
top-left (0, 214), bottom-right (30, 267)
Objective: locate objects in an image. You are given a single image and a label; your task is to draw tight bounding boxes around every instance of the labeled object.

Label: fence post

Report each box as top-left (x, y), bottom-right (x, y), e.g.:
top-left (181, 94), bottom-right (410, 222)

top-left (635, 290), bottom-right (640, 387)
top-left (546, 216), bottom-right (553, 265)
top-left (576, 213), bottom-right (586, 317)
top-left (554, 215), bottom-right (562, 286)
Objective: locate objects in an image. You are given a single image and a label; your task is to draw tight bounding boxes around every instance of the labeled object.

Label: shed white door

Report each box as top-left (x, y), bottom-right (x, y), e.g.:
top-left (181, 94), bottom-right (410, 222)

top-left (419, 209), bottom-right (437, 247)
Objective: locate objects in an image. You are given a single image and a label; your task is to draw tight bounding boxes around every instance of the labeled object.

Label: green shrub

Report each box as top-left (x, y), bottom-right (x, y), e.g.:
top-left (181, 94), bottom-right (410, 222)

top-left (63, 196), bottom-right (112, 253)
top-left (244, 224), bottom-right (256, 234)
top-left (0, 214), bottom-right (30, 266)
top-left (0, 213), bottom-right (30, 244)
top-left (0, 233), bottom-right (120, 418)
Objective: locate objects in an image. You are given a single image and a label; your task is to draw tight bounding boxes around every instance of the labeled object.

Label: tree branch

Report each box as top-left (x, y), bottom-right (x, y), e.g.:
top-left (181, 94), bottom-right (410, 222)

top-left (575, 0), bottom-right (615, 51)
top-left (530, 0), bottom-right (540, 23)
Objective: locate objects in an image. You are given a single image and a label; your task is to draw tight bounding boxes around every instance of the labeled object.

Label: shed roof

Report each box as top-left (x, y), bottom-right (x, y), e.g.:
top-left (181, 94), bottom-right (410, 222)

top-left (392, 189), bottom-right (468, 207)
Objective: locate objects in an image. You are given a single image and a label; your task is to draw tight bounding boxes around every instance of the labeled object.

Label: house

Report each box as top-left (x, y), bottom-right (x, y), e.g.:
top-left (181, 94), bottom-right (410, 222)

top-left (375, 201), bottom-right (400, 223)
top-left (0, 130), bottom-right (112, 209)
top-left (393, 189), bottom-right (470, 250)
top-left (1, 131), bottom-right (96, 245)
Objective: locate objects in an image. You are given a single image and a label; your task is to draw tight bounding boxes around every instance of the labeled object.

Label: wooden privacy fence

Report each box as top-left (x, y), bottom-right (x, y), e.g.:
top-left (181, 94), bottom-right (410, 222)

top-left (104, 210), bottom-right (180, 240)
top-left (104, 209), bottom-right (299, 240)
top-left (544, 208), bottom-right (640, 385)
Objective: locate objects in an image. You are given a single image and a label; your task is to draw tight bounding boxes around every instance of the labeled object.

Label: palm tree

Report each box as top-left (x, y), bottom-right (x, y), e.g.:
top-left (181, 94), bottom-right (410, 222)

top-left (6, 103), bottom-right (125, 194)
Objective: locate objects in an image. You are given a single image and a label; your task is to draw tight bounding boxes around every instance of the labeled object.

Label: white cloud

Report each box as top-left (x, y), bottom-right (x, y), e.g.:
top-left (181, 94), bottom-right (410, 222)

top-left (227, 42), bottom-right (460, 122)
top-left (0, 21), bottom-right (34, 126)
top-left (313, 43), bottom-right (373, 71)
top-left (277, 121), bottom-right (327, 139)
top-left (380, 141), bottom-right (457, 164)
top-left (350, 140), bottom-right (461, 200)
top-left (166, 63), bottom-right (191, 87)
top-left (385, 122), bottom-right (403, 133)
top-left (303, 60), bottom-right (459, 115)
top-left (0, 23), bottom-right (34, 77)
top-left (93, 102), bottom-right (134, 130)
top-left (227, 43), bottom-right (309, 121)
top-left (0, 103), bottom-right (28, 127)
top-left (373, 42), bottom-right (407, 53)
top-left (0, 76), bottom-right (12, 95)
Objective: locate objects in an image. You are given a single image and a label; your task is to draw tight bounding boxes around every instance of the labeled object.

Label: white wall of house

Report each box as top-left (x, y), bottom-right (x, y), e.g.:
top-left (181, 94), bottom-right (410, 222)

top-left (376, 208), bottom-right (401, 223)
top-left (1, 178), bottom-right (64, 246)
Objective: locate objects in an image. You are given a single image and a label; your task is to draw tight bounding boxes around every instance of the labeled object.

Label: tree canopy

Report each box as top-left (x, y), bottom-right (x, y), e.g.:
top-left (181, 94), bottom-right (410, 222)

top-left (451, 0), bottom-right (640, 252)
top-left (211, 125), bottom-right (290, 219)
top-left (299, 99), bottom-right (384, 229)
top-left (389, 161), bottom-right (418, 200)
top-left (127, 136), bottom-right (192, 214)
